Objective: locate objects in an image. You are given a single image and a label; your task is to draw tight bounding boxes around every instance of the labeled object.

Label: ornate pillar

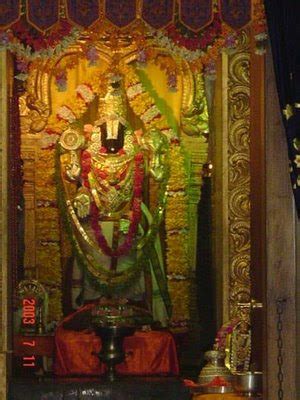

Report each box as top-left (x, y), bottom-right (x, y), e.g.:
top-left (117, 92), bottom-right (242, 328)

top-left (213, 32), bottom-right (251, 327)
top-left (227, 31), bottom-right (251, 319)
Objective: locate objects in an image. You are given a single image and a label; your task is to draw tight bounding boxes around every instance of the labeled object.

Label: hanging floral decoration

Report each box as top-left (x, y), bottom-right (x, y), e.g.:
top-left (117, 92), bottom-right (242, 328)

top-left (0, 2), bottom-right (266, 82)
top-left (55, 148), bottom-right (147, 292)
top-left (156, 10), bottom-right (237, 73)
top-left (0, 18), bottom-right (81, 80)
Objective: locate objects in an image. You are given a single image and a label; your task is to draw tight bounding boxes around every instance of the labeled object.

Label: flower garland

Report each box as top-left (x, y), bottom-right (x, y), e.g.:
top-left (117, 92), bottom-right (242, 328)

top-left (85, 151), bottom-right (144, 258)
top-left (0, 2), bottom-right (266, 82)
top-left (214, 318), bottom-right (240, 351)
top-left (0, 19), bottom-right (81, 80)
top-left (152, 19), bottom-right (236, 76)
top-left (55, 146), bottom-right (146, 293)
top-left (165, 146), bottom-right (190, 330)
top-left (47, 76), bottom-right (108, 132)
top-left (33, 147), bottom-right (62, 323)
top-left (252, 0), bottom-right (268, 55)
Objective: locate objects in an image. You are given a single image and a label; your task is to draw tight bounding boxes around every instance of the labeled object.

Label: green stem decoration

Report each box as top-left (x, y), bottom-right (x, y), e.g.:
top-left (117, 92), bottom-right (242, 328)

top-left (135, 68), bottom-right (179, 137)
top-left (136, 66), bottom-right (192, 188)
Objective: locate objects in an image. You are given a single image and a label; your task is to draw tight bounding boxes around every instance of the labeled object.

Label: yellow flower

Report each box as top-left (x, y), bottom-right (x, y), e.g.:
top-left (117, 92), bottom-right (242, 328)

top-left (166, 233), bottom-right (189, 275)
top-left (168, 280), bottom-right (190, 322)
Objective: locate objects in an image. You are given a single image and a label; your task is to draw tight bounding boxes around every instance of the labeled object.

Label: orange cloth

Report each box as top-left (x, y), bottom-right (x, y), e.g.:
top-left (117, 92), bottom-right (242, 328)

top-left (54, 305), bottom-right (179, 376)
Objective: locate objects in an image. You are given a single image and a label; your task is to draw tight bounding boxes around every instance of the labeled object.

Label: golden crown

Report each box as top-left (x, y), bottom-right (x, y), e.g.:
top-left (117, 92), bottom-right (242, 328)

top-left (98, 72), bottom-right (127, 122)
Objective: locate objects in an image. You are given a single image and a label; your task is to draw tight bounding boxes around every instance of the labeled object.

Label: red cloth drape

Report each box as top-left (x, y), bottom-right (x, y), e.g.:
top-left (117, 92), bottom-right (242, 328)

top-left (54, 304), bottom-right (179, 376)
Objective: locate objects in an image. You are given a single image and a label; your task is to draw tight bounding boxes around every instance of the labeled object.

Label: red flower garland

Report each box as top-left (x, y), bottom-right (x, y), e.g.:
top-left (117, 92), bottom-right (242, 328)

top-left (80, 149), bottom-right (144, 257)
top-left (214, 318), bottom-right (240, 350)
top-left (165, 12), bottom-right (223, 52)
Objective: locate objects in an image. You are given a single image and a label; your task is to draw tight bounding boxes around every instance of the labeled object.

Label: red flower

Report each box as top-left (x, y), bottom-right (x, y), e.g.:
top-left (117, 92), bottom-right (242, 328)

top-left (45, 127), bottom-right (59, 135)
top-left (96, 169), bottom-right (108, 179)
top-left (135, 152), bottom-right (143, 162)
top-left (81, 150), bottom-right (91, 160)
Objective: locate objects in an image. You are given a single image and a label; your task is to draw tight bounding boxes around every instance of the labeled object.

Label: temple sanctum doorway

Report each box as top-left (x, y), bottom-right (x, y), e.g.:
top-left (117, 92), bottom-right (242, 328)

top-left (0, 1), bottom-right (298, 399)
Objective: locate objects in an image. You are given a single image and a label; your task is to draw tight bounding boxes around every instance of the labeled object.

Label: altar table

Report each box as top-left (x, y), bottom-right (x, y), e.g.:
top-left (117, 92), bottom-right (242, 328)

top-left (54, 325), bottom-right (179, 376)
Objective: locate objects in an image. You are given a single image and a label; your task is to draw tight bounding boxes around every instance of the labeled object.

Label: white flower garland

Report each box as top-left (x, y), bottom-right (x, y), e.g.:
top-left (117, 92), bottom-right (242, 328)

top-left (57, 105), bottom-right (77, 123)
top-left (76, 84), bottom-right (95, 104)
top-left (152, 30), bottom-right (205, 62)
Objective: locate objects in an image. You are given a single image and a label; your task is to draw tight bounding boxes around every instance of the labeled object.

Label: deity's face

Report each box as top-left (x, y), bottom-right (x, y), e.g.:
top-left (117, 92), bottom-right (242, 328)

top-left (106, 74), bottom-right (122, 96)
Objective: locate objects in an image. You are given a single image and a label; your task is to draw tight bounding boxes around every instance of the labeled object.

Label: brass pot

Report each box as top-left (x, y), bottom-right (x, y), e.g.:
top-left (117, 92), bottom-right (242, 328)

top-left (198, 350), bottom-right (233, 385)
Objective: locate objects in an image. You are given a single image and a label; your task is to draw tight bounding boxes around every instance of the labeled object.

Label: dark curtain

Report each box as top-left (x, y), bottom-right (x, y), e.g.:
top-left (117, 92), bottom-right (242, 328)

top-left (264, 1), bottom-right (300, 217)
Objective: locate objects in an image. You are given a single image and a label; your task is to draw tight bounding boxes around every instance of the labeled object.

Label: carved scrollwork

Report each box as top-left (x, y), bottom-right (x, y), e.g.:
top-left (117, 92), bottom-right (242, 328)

top-left (20, 59), bottom-right (51, 133)
top-left (228, 30), bottom-right (251, 320)
top-left (24, 94), bottom-right (50, 132)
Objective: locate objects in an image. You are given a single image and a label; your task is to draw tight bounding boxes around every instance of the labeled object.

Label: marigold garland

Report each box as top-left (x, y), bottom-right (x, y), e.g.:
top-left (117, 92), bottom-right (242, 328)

top-left (168, 280), bottom-right (191, 329)
top-left (34, 147), bottom-right (62, 322)
top-left (165, 145), bottom-right (190, 329)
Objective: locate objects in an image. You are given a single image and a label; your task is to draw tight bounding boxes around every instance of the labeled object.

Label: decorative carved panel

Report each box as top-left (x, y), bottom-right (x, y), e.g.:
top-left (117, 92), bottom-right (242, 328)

top-left (227, 31), bottom-right (251, 320)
